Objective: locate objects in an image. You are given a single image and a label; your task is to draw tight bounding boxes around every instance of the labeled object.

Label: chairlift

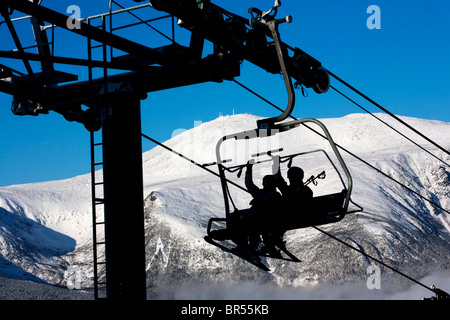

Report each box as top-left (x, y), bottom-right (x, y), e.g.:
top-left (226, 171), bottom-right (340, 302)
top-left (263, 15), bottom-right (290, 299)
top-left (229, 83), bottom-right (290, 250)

top-left (203, 1), bottom-right (359, 268)
top-left (206, 117), bottom-right (355, 238)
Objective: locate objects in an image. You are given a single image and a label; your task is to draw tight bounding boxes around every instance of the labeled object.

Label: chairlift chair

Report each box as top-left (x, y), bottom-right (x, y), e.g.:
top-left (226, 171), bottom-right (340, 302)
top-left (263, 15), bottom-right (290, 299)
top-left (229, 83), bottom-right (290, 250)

top-left (206, 117), bottom-right (356, 246)
top-left (205, 1), bottom-right (357, 249)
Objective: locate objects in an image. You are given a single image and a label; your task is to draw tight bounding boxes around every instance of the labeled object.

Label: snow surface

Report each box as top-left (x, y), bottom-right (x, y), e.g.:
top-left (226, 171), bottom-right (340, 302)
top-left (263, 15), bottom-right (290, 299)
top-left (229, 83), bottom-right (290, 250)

top-left (0, 113), bottom-right (449, 300)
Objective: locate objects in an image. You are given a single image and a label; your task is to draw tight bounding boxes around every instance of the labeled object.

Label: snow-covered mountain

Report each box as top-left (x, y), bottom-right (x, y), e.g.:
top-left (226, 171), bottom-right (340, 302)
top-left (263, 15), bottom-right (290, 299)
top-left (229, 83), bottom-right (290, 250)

top-left (0, 113), bottom-right (449, 299)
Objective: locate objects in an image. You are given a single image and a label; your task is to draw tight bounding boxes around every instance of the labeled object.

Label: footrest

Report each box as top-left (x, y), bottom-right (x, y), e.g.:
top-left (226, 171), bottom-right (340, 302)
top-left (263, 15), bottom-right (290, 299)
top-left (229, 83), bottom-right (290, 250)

top-left (209, 229), bottom-right (229, 241)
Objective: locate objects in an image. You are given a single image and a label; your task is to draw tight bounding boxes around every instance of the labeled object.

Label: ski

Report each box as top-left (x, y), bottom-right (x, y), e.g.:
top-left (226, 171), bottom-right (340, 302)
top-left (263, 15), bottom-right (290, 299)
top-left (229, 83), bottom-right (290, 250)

top-left (204, 236), bottom-right (271, 272)
top-left (254, 238), bottom-right (301, 262)
top-left (274, 242), bottom-right (302, 262)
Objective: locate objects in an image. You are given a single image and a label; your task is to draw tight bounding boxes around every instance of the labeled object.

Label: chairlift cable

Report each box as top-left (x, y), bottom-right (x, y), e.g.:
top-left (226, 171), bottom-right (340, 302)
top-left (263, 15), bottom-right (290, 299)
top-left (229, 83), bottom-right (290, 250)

top-left (312, 225), bottom-right (440, 296)
top-left (328, 71), bottom-right (450, 158)
top-left (110, 0), bottom-right (176, 44)
top-left (330, 85), bottom-right (450, 169)
top-left (233, 77), bottom-right (448, 296)
top-left (232, 79), bottom-right (450, 215)
top-left (300, 125), bottom-right (450, 215)
top-left (141, 133), bottom-right (247, 194)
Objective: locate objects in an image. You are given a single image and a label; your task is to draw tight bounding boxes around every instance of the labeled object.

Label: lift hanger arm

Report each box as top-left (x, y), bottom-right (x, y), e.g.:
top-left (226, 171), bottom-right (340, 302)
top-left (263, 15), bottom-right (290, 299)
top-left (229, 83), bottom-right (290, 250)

top-left (256, 15), bottom-right (295, 129)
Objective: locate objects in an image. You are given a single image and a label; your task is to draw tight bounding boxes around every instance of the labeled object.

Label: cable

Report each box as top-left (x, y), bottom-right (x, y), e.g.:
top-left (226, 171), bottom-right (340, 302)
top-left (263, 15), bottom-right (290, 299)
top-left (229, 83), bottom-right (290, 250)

top-left (232, 78), bottom-right (450, 296)
top-left (330, 85), bottom-right (450, 169)
top-left (312, 225), bottom-right (438, 296)
top-left (232, 79), bottom-right (450, 215)
top-left (110, 0), bottom-right (176, 44)
top-left (141, 133), bottom-right (247, 193)
top-left (328, 71), bottom-right (450, 158)
top-left (232, 80), bottom-right (446, 296)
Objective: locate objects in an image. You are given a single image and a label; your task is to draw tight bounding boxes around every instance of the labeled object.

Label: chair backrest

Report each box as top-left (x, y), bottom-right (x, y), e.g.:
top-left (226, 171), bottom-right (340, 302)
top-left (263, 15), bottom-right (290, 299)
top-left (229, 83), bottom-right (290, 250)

top-left (312, 190), bottom-right (347, 216)
top-left (282, 190), bottom-right (347, 231)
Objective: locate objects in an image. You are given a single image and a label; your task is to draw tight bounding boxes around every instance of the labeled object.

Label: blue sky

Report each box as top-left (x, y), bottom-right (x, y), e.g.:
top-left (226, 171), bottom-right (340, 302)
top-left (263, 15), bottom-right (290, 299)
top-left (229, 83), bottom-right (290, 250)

top-left (0, 0), bottom-right (449, 187)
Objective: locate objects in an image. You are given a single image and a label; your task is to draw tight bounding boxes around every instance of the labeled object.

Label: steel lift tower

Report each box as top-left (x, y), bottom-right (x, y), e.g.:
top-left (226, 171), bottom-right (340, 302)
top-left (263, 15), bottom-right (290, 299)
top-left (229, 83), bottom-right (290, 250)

top-left (0, 0), bottom-right (330, 299)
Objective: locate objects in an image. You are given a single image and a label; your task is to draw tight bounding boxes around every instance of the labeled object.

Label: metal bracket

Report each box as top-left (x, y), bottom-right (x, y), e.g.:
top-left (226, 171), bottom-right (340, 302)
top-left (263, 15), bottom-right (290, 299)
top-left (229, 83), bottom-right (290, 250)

top-left (249, 2), bottom-right (295, 130)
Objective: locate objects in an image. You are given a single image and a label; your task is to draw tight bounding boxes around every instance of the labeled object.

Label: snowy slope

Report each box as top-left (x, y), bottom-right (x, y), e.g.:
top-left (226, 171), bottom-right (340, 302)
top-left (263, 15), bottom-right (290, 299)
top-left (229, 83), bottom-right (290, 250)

top-left (0, 113), bottom-right (449, 299)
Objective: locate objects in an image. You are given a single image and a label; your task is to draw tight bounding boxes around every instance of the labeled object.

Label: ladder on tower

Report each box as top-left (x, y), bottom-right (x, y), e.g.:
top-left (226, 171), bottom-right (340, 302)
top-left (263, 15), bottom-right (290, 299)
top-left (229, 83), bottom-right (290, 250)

top-left (87, 15), bottom-right (108, 300)
top-left (85, 3), bottom-right (163, 299)
top-left (90, 130), bottom-right (107, 299)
